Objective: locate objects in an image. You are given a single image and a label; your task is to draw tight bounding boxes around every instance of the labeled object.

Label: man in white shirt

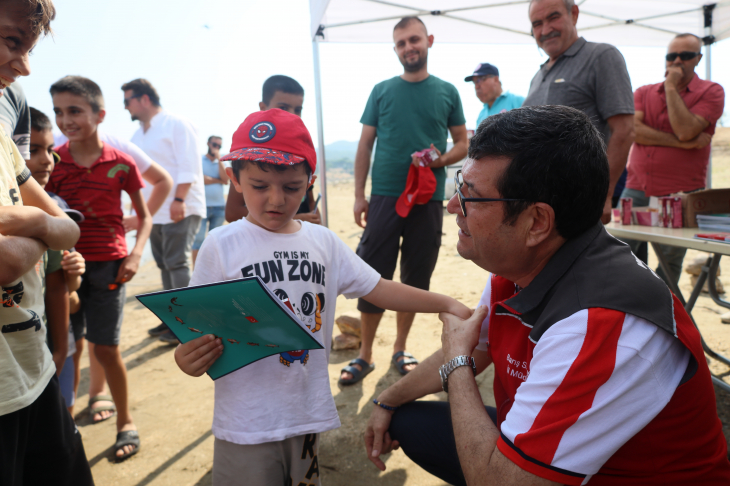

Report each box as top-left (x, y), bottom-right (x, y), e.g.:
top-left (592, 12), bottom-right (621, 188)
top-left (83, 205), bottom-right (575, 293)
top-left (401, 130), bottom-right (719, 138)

top-left (122, 78), bottom-right (205, 344)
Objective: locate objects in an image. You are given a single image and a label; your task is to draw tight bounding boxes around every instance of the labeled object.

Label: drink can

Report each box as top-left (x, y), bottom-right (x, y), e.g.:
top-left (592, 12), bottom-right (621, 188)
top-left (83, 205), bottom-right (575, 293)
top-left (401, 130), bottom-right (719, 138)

top-left (670, 197), bottom-right (683, 228)
top-left (620, 198), bottom-right (633, 225)
top-left (659, 197), bottom-right (671, 227)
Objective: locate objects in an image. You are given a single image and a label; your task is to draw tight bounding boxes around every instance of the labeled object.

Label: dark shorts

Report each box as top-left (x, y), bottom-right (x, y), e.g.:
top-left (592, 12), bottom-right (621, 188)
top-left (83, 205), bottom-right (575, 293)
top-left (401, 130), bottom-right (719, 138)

top-left (70, 259), bottom-right (126, 346)
top-left (356, 195), bottom-right (443, 313)
top-left (0, 375), bottom-right (94, 486)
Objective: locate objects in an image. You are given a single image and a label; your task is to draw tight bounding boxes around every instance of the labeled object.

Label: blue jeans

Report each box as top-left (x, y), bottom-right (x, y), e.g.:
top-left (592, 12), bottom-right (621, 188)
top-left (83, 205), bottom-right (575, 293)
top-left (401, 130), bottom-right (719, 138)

top-left (619, 188), bottom-right (687, 286)
top-left (193, 206), bottom-right (225, 250)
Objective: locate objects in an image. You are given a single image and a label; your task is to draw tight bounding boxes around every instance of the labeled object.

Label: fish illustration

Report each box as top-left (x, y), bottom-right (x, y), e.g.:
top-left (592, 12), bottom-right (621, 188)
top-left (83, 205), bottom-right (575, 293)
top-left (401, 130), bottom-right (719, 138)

top-left (266, 344), bottom-right (279, 348)
top-left (188, 327), bottom-right (202, 334)
top-left (171, 297), bottom-right (183, 306)
top-left (247, 342), bottom-right (259, 346)
top-left (168, 306), bottom-right (173, 312)
top-left (227, 339), bottom-right (239, 344)
top-left (175, 316), bottom-right (184, 324)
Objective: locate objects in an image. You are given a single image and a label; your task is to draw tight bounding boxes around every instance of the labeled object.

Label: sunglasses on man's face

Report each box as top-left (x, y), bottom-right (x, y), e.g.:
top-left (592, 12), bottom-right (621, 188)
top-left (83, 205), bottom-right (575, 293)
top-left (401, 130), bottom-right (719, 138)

top-left (210, 143), bottom-right (222, 149)
top-left (453, 169), bottom-right (526, 218)
top-left (665, 51), bottom-right (701, 62)
top-left (123, 94), bottom-right (141, 107)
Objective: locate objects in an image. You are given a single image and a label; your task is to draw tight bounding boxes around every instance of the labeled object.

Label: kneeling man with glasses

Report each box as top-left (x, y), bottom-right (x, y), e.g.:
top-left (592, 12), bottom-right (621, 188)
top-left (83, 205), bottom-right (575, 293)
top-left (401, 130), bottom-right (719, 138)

top-left (363, 105), bottom-right (730, 486)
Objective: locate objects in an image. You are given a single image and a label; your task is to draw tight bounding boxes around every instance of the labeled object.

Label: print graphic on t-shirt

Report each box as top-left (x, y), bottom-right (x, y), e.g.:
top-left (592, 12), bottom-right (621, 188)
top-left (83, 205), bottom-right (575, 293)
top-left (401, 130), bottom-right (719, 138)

top-left (506, 353), bottom-right (530, 382)
top-left (2, 281), bottom-right (23, 308)
top-left (1, 309), bottom-right (41, 333)
top-left (240, 250), bottom-right (326, 368)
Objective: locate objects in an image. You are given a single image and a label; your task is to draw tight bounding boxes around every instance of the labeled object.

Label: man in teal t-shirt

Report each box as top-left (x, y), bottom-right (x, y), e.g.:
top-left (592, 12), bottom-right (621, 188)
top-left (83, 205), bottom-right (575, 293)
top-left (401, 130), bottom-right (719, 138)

top-left (465, 63), bottom-right (525, 127)
top-left (341, 16), bottom-right (467, 386)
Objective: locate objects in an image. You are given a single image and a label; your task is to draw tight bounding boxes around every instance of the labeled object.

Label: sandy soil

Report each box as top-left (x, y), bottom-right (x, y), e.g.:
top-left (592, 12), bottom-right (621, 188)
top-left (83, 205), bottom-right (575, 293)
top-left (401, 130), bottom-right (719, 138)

top-left (80, 136), bottom-right (730, 485)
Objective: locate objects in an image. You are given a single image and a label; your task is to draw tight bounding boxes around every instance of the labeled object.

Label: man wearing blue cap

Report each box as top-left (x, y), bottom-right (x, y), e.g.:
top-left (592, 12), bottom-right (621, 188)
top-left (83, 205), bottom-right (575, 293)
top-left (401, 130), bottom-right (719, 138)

top-left (465, 63), bottom-right (524, 127)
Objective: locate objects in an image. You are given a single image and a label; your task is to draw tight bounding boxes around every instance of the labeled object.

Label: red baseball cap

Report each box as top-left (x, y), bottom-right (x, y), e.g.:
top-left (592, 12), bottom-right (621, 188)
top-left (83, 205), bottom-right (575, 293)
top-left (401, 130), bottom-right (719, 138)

top-left (220, 109), bottom-right (317, 174)
top-left (395, 164), bottom-right (437, 218)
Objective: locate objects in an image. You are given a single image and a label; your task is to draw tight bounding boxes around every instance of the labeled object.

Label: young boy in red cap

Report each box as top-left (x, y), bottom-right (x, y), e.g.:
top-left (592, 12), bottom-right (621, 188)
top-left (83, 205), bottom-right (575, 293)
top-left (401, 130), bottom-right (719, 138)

top-left (174, 109), bottom-right (471, 484)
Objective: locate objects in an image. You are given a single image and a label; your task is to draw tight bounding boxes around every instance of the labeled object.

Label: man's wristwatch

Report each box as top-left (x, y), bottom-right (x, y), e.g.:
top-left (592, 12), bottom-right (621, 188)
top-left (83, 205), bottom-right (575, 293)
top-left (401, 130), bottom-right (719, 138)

top-left (439, 355), bottom-right (477, 393)
top-left (173, 197), bottom-right (184, 203)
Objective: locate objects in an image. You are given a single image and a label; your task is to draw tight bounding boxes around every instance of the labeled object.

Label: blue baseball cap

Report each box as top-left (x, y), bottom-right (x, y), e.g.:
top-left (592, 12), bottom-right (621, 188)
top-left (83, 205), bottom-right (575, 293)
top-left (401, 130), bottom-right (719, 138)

top-left (465, 63), bottom-right (499, 82)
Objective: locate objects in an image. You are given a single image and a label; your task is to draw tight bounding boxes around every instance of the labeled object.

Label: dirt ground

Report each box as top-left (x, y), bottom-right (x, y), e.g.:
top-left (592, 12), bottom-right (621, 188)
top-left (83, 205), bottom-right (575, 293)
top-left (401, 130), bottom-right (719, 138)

top-left (81, 136), bottom-right (730, 485)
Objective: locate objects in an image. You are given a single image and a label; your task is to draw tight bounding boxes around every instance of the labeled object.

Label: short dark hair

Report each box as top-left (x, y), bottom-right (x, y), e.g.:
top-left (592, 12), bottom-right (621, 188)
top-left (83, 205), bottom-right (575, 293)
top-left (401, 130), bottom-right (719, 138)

top-left (230, 159), bottom-right (311, 182)
top-left (207, 135), bottom-right (222, 144)
top-left (121, 78), bottom-right (161, 107)
top-left (469, 105), bottom-right (609, 240)
top-left (29, 106), bottom-right (52, 132)
top-left (674, 32), bottom-right (702, 49)
top-left (14, 0), bottom-right (56, 37)
top-left (393, 16), bottom-right (426, 33)
top-left (49, 75), bottom-right (104, 113)
top-left (262, 75), bottom-right (304, 106)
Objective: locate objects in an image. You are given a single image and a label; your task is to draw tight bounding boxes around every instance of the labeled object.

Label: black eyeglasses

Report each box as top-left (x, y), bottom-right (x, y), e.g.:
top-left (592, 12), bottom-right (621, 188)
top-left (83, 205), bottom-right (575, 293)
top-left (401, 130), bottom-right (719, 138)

top-left (454, 170), bottom-right (526, 217)
top-left (210, 143), bottom-right (222, 149)
top-left (123, 94), bottom-right (141, 107)
top-left (665, 51), bottom-right (701, 62)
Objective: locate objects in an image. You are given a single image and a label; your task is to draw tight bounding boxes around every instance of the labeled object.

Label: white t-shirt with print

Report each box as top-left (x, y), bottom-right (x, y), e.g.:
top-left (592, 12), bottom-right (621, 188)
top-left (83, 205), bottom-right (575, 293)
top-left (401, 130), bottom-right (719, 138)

top-left (0, 131), bottom-right (54, 416)
top-left (190, 218), bottom-right (381, 445)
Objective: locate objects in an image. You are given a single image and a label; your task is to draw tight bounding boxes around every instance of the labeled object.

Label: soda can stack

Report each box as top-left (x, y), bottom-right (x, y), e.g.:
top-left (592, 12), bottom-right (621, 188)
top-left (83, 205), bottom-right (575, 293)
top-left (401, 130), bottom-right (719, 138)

top-left (412, 148), bottom-right (439, 167)
top-left (620, 197), bottom-right (633, 225)
top-left (660, 196), bottom-right (683, 228)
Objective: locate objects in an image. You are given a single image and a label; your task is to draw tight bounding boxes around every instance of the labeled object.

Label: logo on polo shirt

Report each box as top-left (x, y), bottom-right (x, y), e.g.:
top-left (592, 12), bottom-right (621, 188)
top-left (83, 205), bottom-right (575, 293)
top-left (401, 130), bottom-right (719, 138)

top-left (250, 122), bottom-right (276, 143)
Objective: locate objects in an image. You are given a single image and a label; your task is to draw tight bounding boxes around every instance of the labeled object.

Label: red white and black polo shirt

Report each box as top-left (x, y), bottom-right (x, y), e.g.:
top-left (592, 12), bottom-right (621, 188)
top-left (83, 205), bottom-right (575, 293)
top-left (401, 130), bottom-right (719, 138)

top-left (46, 142), bottom-right (144, 261)
top-left (476, 222), bottom-right (730, 485)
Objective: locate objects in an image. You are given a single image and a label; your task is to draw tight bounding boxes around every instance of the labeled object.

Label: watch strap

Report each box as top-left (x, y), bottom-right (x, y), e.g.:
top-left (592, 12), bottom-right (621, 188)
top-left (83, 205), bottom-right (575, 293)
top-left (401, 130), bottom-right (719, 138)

top-left (439, 355), bottom-right (476, 393)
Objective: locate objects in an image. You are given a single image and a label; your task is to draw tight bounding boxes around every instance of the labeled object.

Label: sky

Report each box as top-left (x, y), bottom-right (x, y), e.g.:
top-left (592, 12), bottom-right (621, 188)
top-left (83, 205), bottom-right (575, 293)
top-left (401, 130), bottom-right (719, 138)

top-left (20, 0), bottom-right (730, 156)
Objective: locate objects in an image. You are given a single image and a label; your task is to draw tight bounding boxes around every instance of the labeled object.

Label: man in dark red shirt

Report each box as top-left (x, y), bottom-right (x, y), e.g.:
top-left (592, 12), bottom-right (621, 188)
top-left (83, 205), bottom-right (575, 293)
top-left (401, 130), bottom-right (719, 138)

top-left (622, 33), bottom-right (725, 284)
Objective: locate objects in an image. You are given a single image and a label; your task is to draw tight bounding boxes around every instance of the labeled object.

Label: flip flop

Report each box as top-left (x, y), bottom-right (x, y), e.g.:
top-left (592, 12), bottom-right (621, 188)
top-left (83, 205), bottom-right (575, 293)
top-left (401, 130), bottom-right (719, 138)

top-left (89, 394), bottom-right (116, 424)
top-left (114, 430), bottom-right (140, 462)
top-left (339, 358), bottom-right (374, 386)
top-left (392, 351), bottom-right (419, 375)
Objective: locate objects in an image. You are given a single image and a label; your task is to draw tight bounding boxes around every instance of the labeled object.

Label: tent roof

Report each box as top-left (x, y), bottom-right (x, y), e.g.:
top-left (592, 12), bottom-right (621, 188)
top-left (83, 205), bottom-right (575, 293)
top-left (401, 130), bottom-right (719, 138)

top-left (310, 0), bottom-right (730, 46)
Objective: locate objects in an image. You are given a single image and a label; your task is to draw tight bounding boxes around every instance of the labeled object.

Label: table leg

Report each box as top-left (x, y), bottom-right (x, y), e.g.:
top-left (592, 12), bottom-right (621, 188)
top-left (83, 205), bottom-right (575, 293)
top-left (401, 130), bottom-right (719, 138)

top-left (651, 245), bottom-right (730, 369)
top-left (706, 254), bottom-right (730, 310)
top-left (650, 242), bottom-right (686, 306)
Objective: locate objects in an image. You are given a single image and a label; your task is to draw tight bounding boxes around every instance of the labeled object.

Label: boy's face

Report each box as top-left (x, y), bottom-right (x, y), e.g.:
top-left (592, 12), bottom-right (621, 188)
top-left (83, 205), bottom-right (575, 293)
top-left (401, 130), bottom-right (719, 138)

top-left (28, 127), bottom-right (54, 187)
top-left (226, 161), bottom-right (311, 234)
top-left (52, 92), bottom-right (105, 142)
top-left (260, 91), bottom-right (303, 117)
top-left (0, 8), bottom-right (37, 97)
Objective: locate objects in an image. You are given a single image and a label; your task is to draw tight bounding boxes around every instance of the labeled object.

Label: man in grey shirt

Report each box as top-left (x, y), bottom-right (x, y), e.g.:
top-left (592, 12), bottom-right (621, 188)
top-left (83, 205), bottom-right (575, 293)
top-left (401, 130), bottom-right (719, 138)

top-left (524, 0), bottom-right (635, 220)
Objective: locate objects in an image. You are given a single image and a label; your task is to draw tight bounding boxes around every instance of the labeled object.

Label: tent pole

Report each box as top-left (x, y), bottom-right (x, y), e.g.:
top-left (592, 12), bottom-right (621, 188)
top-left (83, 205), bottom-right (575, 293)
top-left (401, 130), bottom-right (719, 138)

top-left (704, 3), bottom-right (715, 189)
top-left (312, 37), bottom-right (329, 227)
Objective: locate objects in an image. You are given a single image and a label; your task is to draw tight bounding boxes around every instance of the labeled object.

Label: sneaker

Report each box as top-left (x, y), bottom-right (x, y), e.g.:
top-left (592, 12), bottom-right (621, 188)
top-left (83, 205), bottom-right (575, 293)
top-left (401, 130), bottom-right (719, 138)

top-left (158, 330), bottom-right (179, 345)
top-left (148, 323), bottom-right (168, 336)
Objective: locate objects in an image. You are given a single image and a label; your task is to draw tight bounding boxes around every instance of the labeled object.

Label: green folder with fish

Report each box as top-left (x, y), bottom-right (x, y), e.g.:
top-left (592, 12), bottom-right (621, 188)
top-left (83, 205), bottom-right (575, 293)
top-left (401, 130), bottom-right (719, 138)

top-left (136, 277), bottom-right (324, 380)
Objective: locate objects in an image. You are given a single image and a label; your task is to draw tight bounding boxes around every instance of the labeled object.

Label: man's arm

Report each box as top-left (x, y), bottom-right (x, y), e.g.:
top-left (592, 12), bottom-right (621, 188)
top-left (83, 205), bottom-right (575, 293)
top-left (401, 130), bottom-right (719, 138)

top-left (441, 308), bottom-right (559, 486)
top-left (430, 124), bottom-right (468, 169)
top-left (354, 124), bottom-right (377, 228)
top-left (45, 268), bottom-right (69, 375)
top-left (0, 234), bottom-right (46, 286)
top-left (124, 161), bottom-right (173, 232)
top-left (0, 205), bottom-right (78, 251)
top-left (170, 118), bottom-right (201, 222)
top-left (602, 114), bottom-right (635, 222)
top-left (170, 182), bottom-right (191, 223)
top-left (634, 111), bottom-right (710, 149)
top-left (225, 187), bottom-right (248, 222)
top-left (664, 69), bottom-right (710, 141)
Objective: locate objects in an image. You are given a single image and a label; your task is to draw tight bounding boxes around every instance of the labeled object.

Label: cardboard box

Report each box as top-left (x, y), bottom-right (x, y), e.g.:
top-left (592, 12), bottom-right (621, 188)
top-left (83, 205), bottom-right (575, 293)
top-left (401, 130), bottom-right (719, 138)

top-left (680, 189), bottom-right (730, 227)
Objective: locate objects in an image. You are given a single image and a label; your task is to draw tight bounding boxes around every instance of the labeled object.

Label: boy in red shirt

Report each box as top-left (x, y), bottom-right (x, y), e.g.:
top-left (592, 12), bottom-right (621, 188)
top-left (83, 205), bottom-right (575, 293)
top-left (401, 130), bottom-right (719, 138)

top-left (46, 76), bottom-right (152, 461)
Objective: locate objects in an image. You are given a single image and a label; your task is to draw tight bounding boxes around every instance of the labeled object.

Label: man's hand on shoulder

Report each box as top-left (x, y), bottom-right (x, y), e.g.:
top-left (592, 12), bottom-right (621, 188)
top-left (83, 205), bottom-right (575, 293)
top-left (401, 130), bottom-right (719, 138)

top-left (354, 197), bottom-right (369, 228)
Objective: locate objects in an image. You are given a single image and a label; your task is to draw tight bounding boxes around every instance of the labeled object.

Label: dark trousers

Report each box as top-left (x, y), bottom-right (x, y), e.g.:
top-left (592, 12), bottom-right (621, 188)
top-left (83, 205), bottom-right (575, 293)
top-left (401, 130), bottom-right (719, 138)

top-left (390, 401), bottom-right (497, 486)
top-left (0, 375), bottom-right (94, 486)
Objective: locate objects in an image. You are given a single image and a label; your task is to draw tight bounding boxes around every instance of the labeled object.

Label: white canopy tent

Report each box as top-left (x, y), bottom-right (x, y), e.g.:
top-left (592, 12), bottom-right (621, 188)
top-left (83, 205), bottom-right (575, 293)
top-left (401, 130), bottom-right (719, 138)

top-left (309, 0), bottom-right (730, 225)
